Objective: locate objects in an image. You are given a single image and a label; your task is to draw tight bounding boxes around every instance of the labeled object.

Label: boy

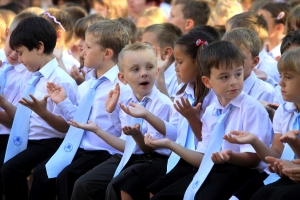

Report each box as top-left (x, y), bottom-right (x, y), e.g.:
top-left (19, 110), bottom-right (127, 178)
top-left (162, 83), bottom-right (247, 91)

top-left (69, 43), bottom-right (176, 200)
top-left (222, 27), bottom-right (274, 102)
top-left (168, 0), bottom-right (210, 34)
top-left (144, 41), bottom-right (272, 199)
top-left (226, 11), bottom-right (280, 87)
top-left (28, 20), bottom-right (130, 200)
top-left (0, 16), bottom-right (78, 200)
top-left (0, 12), bottom-right (36, 154)
top-left (141, 23), bottom-right (181, 99)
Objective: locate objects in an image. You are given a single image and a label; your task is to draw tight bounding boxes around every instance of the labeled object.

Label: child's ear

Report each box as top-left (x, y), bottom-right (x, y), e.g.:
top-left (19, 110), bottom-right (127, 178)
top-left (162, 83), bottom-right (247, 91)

top-left (155, 67), bottom-right (160, 80)
top-left (104, 48), bottom-right (114, 60)
top-left (56, 30), bottom-right (63, 42)
top-left (251, 56), bottom-right (260, 69)
top-left (37, 41), bottom-right (45, 55)
top-left (118, 72), bottom-right (127, 85)
top-left (4, 28), bottom-right (8, 39)
top-left (185, 19), bottom-right (195, 33)
top-left (162, 47), bottom-right (173, 60)
top-left (201, 76), bottom-right (212, 89)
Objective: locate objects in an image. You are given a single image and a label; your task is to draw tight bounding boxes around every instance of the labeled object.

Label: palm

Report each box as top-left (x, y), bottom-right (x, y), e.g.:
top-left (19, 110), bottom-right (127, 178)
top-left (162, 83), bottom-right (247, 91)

top-left (149, 138), bottom-right (170, 148)
top-left (69, 120), bottom-right (98, 132)
top-left (47, 83), bottom-right (67, 104)
top-left (106, 84), bottom-right (120, 113)
top-left (127, 104), bottom-right (146, 118)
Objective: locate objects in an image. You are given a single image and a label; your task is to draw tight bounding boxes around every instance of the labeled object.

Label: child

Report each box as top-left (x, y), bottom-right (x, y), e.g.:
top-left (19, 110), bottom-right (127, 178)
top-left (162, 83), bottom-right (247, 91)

top-left (0, 16), bottom-right (78, 200)
top-left (145, 41), bottom-right (272, 200)
top-left (70, 14), bottom-right (106, 85)
top-left (0, 11), bottom-right (36, 158)
top-left (42, 8), bottom-right (80, 74)
top-left (28, 19), bottom-right (130, 200)
top-left (286, 4), bottom-right (300, 33)
top-left (258, 2), bottom-right (291, 60)
top-left (168, 0), bottom-right (210, 34)
top-left (226, 11), bottom-right (280, 87)
top-left (225, 47), bottom-right (300, 200)
top-left (144, 29), bottom-right (216, 200)
top-left (115, 17), bottom-right (138, 44)
top-left (68, 43), bottom-right (175, 200)
top-left (222, 27), bottom-right (275, 102)
top-left (141, 23), bottom-right (181, 98)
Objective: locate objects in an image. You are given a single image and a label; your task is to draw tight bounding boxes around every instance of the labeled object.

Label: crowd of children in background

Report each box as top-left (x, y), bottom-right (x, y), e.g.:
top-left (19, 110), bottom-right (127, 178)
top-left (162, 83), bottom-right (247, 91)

top-left (0, 0), bottom-right (300, 199)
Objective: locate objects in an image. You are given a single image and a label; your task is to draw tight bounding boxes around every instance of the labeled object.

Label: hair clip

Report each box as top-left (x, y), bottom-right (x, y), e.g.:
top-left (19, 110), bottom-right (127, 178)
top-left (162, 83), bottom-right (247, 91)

top-left (43, 12), bottom-right (66, 32)
top-left (203, 41), bottom-right (208, 46)
top-left (196, 39), bottom-right (202, 46)
top-left (277, 11), bottom-right (285, 20)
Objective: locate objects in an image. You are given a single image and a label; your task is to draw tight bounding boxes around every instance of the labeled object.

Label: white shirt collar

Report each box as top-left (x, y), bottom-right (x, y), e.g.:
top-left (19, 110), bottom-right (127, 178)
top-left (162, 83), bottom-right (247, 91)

top-left (283, 102), bottom-right (298, 113)
top-left (2, 58), bottom-right (26, 72)
top-left (213, 91), bottom-right (245, 115)
top-left (39, 58), bottom-right (58, 79)
top-left (243, 71), bottom-right (257, 94)
top-left (128, 85), bottom-right (159, 104)
top-left (87, 64), bottom-right (119, 84)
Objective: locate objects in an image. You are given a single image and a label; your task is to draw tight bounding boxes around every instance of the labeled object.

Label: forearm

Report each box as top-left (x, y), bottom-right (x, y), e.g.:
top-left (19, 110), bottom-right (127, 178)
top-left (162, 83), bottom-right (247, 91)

top-left (169, 141), bottom-right (203, 167)
top-left (144, 112), bottom-right (166, 136)
top-left (133, 133), bottom-right (154, 154)
top-left (228, 152), bottom-right (260, 168)
top-left (57, 59), bottom-right (68, 73)
top-left (156, 73), bottom-right (170, 98)
top-left (187, 117), bottom-right (202, 141)
top-left (251, 136), bottom-right (281, 163)
top-left (94, 129), bottom-right (126, 152)
top-left (1, 100), bottom-right (17, 119)
top-left (39, 110), bottom-right (70, 133)
top-left (0, 111), bottom-right (13, 128)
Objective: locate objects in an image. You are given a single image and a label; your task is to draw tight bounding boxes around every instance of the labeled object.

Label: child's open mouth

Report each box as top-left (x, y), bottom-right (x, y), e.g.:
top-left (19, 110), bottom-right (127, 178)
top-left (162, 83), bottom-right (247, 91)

top-left (140, 81), bottom-right (149, 85)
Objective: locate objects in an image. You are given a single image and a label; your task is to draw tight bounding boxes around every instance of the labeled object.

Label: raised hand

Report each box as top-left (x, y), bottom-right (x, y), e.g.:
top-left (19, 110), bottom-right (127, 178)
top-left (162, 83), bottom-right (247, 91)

top-left (53, 45), bottom-right (63, 61)
top-left (70, 65), bottom-right (86, 85)
top-left (174, 96), bottom-right (201, 120)
top-left (122, 124), bottom-right (142, 136)
top-left (280, 130), bottom-right (300, 144)
top-left (120, 102), bottom-right (148, 118)
top-left (253, 68), bottom-right (267, 81)
top-left (68, 119), bottom-right (99, 133)
top-left (267, 103), bottom-right (280, 110)
top-left (224, 131), bottom-right (257, 144)
top-left (153, 46), bottom-right (169, 72)
top-left (211, 150), bottom-right (232, 164)
top-left (19, 94), bottom-right (49, 115)
top-left (144, 133), bottom-right (171, 149)
top-left (282, 159), bottom-right (300, 183)
top-left (265, 156), bottom-right (286, 177)
top-left (106, 83), bottom-right (120, 113)
top-left (46, 82), bottom-right (67, 104)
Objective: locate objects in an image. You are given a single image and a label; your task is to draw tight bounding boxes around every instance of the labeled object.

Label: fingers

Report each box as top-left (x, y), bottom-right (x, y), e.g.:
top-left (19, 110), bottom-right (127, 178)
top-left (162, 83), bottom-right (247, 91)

top-left (265, 156), bottom-right (281, 164)
top-left (292, 159), bottom-right (300, 165)
top-left (120, 103), bottom-right (130, 114)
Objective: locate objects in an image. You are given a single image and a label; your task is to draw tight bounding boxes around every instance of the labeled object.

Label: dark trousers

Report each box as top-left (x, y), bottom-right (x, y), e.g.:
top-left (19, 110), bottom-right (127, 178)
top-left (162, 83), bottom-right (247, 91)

top-left (28, 148), bottom-right (111, 200)
top-left (251, 176), bottom-right (300, 200)
top-left (71, 153), bottom-right (167, 200)
top-left (0, 138), bottom-right (62, 200)
top-left (147, 158), bottom-right (196, 195)
top-left (151, 163), bottom-right (260, 200)
top-left (0, 135), bottom-right (9, 154)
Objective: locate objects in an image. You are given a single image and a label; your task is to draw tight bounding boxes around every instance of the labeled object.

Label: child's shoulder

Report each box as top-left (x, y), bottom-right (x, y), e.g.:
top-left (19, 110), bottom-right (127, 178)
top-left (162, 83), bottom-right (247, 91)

top-left (154, 86), bottom-right (173, 106)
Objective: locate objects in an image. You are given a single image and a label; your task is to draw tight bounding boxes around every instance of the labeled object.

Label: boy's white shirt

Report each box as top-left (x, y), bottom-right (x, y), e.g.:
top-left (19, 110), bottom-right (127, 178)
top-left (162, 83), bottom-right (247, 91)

top-left (108, 85), bottom-right (175, 156)
top-left (196, 91), bottom-right (273, 172)
top-left (257, 49), bottom-right (280, 87)
top-left (273, 85), bottom-right (285, 105)
top-left (0, 59), bottom-right (27, 135)
top-left (11, 58), bottom-right (78, 140)
top-left (265, 43), bottom-right (281, 60)
top-left (244, 71), bottom-right (275, 102)
top-left (57, 65), bottom-right (130, 155)
top-left (62, 51), bottom-right (80, 74)
top-left (164, 62), bottom-right (178, 98)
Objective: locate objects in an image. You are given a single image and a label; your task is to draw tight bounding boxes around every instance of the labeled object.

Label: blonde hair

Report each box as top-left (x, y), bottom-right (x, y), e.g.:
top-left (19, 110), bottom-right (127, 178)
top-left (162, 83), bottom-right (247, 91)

top-left (222, 27), bottom-right (261, 57)
top-left (94, 0), bottom-right (128, 19)
top-left (287, 5), bottom-right (300, 33)
top-left (136, 6), bottom-right (166, 28)
top-left (278, 47), bottom-right (300, 73)
top-left (210, 0), bottom-right (243, 26)
top-left (22, 7), bottom-right (44, 15)
top-left (118, 42), bottom-right (156, 71)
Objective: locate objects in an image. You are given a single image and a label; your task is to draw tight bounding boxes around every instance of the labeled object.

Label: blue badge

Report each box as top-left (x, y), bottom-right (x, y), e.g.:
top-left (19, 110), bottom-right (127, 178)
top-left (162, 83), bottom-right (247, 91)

top-left (13, 136), bottom-right (23, 146)
top-left (64, 143), bottom-right (73, 152)
top-left (192, 180), bottom-right (199, 189)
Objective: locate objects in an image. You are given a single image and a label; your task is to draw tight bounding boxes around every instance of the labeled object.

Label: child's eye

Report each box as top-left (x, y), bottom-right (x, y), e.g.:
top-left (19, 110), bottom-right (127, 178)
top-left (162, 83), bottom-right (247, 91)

top-left (221, 76), bottom-right (227, 80)
top-left (147, 65), bottom-right (153, 69)
top-left (236, 73), bottom-right (241, 77)
top-left (132, 68), bottom-right (138, 72)
top-left (285, 76), bottom-right (291, 79)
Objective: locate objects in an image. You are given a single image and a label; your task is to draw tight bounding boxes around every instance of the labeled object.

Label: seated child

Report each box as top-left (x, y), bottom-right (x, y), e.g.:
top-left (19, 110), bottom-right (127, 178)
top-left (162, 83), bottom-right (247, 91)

top-left (69, 43), bottom-right (175, 200)
top-left (0, 16), bottom-right (78, 200)
top-left (141, 23), bottom-right (182, 98)
top-left (145, 40), bottom-right (272, 200)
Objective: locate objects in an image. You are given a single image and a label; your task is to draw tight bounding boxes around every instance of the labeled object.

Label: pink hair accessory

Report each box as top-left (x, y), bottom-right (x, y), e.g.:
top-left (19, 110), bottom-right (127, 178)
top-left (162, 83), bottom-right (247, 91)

top-left (43, 12), bottom-right (66, 32)
top-left (196, 39), bottom-right (202, 46)
top-left (277, 11), bottom-right (285, 20)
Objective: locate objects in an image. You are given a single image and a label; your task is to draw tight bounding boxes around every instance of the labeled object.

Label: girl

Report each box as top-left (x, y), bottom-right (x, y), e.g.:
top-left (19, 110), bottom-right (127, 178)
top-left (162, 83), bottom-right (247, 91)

top-left (42, 8), bottom-right (80, 74)
top-left (258, 2), bottom-right (291, 60)
top-left (141, 30), bottom-right (216, 200)
top-left (224, 47), bottom-right (300, 200)
top-left (286, 4), bottom-right (300, 33)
